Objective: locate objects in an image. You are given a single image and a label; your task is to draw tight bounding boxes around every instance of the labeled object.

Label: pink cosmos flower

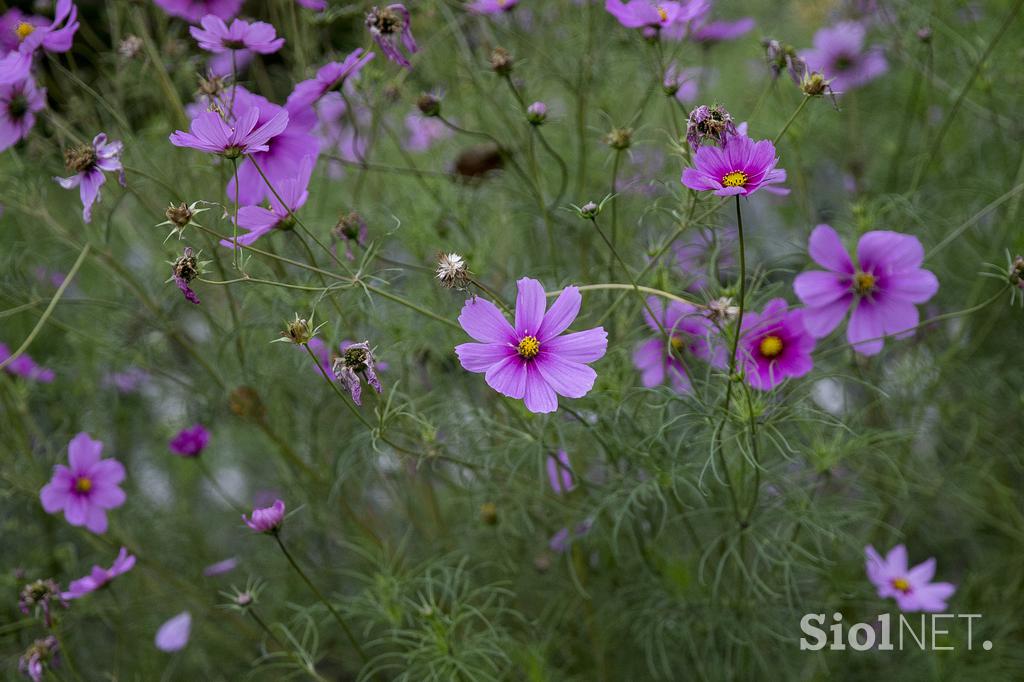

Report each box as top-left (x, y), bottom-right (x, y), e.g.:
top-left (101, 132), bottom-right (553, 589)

top-left (221, 154), bottom-right (314, 248)
top-left (243, 499), bottom-right (285, 533)
top-left (792, 225), bottom-right (938, 356)
top-left (0, 9), bottom-right (47, 54)
top-left (546, 450), bottom-right (575, 494)
top-left (802, 21), bottom-right (887, 92)
top-left (54, 133), bottom-right (125, 223)
top-left (468, 0), bottom-right (520, 14)
top-left (690, 16), bottom-right (756, 44)
top-left (0, 76), bottom-right (45, 151)
top-left (681, 134), bottom-right (786, 197)
top-left (0, 342), bottom-right (55, 382)
top-left (455, 278), bottom-right (608, 414)
top-left (62, 547), bottom-right (136, 599)
top-left (40, 433), bottom-right (126, 534)
top-left (296, 0), bottom-right (327, 9)
top-left (605, 0), bottom-right (701, 30)
top-left (286, 50), bottom-right (375, 110)
top-left (404, 112), bottom-right (452, 152)
top-left (169, 424), bottom-right (210, 457)
top-left (663, 62), bottom-right (699, 104)
top-left (190, 15), bottom-right (284, 55)
top-left (153, 0), bottom-right (243, 23)
top-left (0, 0), bottom-right (78, 85)
top-left (865, 544), bottom-right (956, 612)
top-left (155, 612), bottom-right (192, 652)
top-left (169, 106), bottom-right (289, 158)
top-left (633, 297), bottom-right (722, 393)
top-left (738, 298), bottom-right (815, 391)
top-left (366, 5), bottom-right (417, 69)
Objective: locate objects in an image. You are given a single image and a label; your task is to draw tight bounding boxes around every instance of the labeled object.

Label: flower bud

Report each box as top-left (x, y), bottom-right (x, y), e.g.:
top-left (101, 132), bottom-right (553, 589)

top-left (417, 92), bottom-right (441, 117)
top-left (280, 314), bottom-right (315, 345)
top-left (604, 126), bottom-right (632, 151)
top-left (526, 101), bottom-right (547, 125)
top-left (435, 252), bottom-right (471, 290)
top-left (577, 201), bottom-right (600, 219)
top-left (489, 47), bottom-right (513, 75)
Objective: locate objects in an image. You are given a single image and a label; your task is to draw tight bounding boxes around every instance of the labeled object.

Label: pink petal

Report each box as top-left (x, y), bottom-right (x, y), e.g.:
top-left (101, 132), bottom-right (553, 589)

top-left (40, 478), bottom-right (70, 514)
top-left (68, 433), bottom-right (103, 471)
top-left (807, 224), bottom-right (854, 273)
top-left (886, 545), bottom-right (909, 574)
top-left (84, 505), bottom-right (109, 534)
top-left (64, 495), bottom-right (89, 526)
top-left (155, 612), bottom-right (192, 652)
top-left (458, 297), bottom-right (516, 344)
top-left (89, 483), bottom-right (126, 509)
top-left (857, 231), bottom-right (925, 273)
top-left (455, 342), bottom-right (513, 373)
top-left (540, 327), bottom-right (607, 363)
top-left (793, 271), bottom-right (850, 308)
top-left (884, 269), bottom-right (938, 304)
top-left (484, 355), bottom-right (527, 399)
top-left (514, 277), bottom-right (547, 335)
top-left (536, 286), bottom-right (581, 342)
top-left (534, 354), bottom-right (597, 399)
top-left (907, 557), bottom-right (936, 584)
top-left (846, 300), bottom-right (885, 356)
top-left (523, 364), bottom-right (558, 413)
top-left (801, 297), bottom-right (851, 338)
top-left (89, 458), bottom-right (125, 486)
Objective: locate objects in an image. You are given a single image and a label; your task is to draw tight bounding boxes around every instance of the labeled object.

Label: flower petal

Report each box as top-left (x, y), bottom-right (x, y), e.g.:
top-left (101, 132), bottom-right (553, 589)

top-left (537, 286), bottom-right (581, 342)
top-left (455, 342), bottom-right (513, 373)
top-left (540, 327), bottom-right (607, 363)
top-left (458, 297), bottom-right (515, 344)
top-left (514, 277), bottom-right (547, 335)
top-left (857, 231), bottom-right (925, 273)
top-left (523, 364), bottom-right (558, 413)
top-left (68, 433), bottom-right (103, 471)
top-left (846, 300), bottom-right (885, 356)
top-left (484, 355), bottom-right (527, 399)
top-left (534, 355), bottom-right (598, 399)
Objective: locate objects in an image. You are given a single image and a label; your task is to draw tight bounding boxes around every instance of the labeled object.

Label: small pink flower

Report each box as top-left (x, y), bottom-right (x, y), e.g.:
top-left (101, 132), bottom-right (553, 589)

top-left (169, 424), bottom-right (210, 457)
top-left (62, 547), bottom-right (136, 599)
top-left (53, 133), bottom-right (125, 223)
top-left (155, 611), bottom-right (192, 652)
top-left (0, 76), bottom-right (46, 152)
top-left (865, 544), bottom-right (956, 612)
top-left (243, 499), bottom-right (285, 533)
top-left (190, 15), bottom-right (284, 54)
top-left (40, 433), bottom-right (126, 534)
top-left (153, 0), bottom-right (242, 23)
top-left (681, 133), bottom-right (786, 197)
top-left (738, 299), bottom-right (816, 391)
top-left (170, 107), bottom-right (289, 158)
top-left (0, 0), bottom-right (78, 85)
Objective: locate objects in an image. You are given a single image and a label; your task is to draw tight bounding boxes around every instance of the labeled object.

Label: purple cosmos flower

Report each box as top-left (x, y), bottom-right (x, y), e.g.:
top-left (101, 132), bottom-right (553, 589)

top-left (0, 342), bottom-right (55, 382)
top-left (40, 433), bottom-right (126, 534)
top-left (865, 544), bottom-right (956, 612)
top-left (62, 547), bottom-right (136, 599)
top-left (0, 0), bottom-right (78, 85)
top-left (170, 106), bottom-right (289, 160)
top-left (296, 0), bottom-right (327, 9)
top-left (0, 76), bottom-right (45, 151)
top-left (18, 636), bottom-right (59, 682)
top-left (169, 424), bottom-right (210, 457)
top-left (690, 16), bottom-right (756, 44)
top-left (674, 226), bottom-right (736, 292)
top-left (366, 5), bottom-right (418, 69)
top-left (605, 0), bottom-right (701, 31)
top-left (546, 450), bottom-right (575, 494)
top-left (155, 612), bottom-right (192, 652)
top-left (801, 21), bottom-right (887, 92)
top-left (153, 0), bottom-right (242, 23)
top-left (221, 154), bottom-right (314, 248)
top-left (404, 112), bottom-right (452, 152)
top-left (738, 298), bottom-right (815, 391)
top-left (286, 50), bottom-right (375, 110)
top-left (633, 297), bottom-right (722, 393)
top-left (468, 0), bottom-right (520, 14)
top-left (190, 15), bottom-right (284, 55)
top-left (332, 341), bottom-right (383, 405)
top-left (793, 225), bottom-right (938, 356)
top-left (0, 9), bottom-right (47, 54)
top-left (243, 499), bottom-right (285, 533)
top-left (455, 278), bottom-right (608, 414)
top-left (53, 133), bottom-right (125, 223)
top-left (663, 62), bottom-right (699, 104)
top-left (681, 134), bottom-right (786, 197)
top-left (202, 557), bottom-right (238, 576)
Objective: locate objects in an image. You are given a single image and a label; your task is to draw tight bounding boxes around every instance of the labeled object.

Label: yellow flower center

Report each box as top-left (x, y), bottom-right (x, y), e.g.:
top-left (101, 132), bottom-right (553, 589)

top-left (853, 271), bottom-right (876, 295)
top-left (517, 335), bottom-right (540, 359)
top-left (722, 170), bottom-right (747, 187)
top-left (75, 477), bottom-right (93, 493)
top-left (759, 335), bottom-right (784, 358)
top-left (670, 336), bottom-right (685, 352)
top-left (15, 22), bottom-right (35, 41)
top-left (657, 6), bottom-right (668, 21)
top-left (892, 577), bottom-right (911, 593)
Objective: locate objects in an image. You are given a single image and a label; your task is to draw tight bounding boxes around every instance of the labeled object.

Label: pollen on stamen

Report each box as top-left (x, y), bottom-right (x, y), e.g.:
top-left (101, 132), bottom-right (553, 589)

top-left (657, 6), bottom-right (668, 22)
top-left (16, 22), bottom-right (35, 41)
top-left (722, 170), bottom-right (748, 187)
top-left (759, 335), bottom-right (784, 358)
top-left (517, 335), bottom-right (540, 359)
top-left (853, 271), bottom-right (877, 296)
top-left (891, 577), bottom-right (911, 593)
top-left (75, 477), bottom-right (93, 493)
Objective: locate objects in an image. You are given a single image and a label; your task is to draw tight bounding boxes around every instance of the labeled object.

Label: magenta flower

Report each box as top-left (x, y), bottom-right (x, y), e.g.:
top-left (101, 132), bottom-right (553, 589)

top-left (17, 636), bottom-right (59, 682)
top-left (40, 433), bottom-right (126, 534)
top-left (0, 0), bottom-right (78, 85)
top-left (0, 76), bottom-right (45, 152)
top-left (202, 557), bottom-right (238, 576)
top-left (738, 299), bottom-right (815, 391)
top-left (153, 0), bottom-right (242, 23)
top-left (221, 154), bottom-right (314, 248)
top-left (865, 544), bottom-right (956, 612)
top-left (243, 499), bottom-right (285, 533)
top-left (366, 5), bottom-right (417, 69)
top-left (468, 0), bottom-right (520, 14)
top-left (633, 297), bottom-right (722, 393)
top-left (681, 134), bottom-right (786, 197)
top-left (286, 50), bottom-right (375, 110)
top-left (546, 450), bottom-right (575, 494)
top-left (53, 133), bottom-right (125, 223)
top-left (0, 342), bottom-right (55, 383)
top-left (62, 547), bottom-right (136, 599)
top-left (169, 107), bottom-right (289, 159)
top-left (296, 0), bottom-right (327, 9)
top-left (155, 612), bottom-right (192, 652)
top-left (801, 21), bottom-right (887, 92)
top-left (169, 424), bottom-right (210, 457)
top-left (190, 15), bottom-right (284, 55)
top-left (793, 225), bottom-right (938, 356)
top-left (0, 9), bottom-right (47, 54)
top-left (455, 278), bottom-right (608, 414)
top-left (690, 16), bottom-right (756, 44)
top-left (404, 112), bottom-right (452, 152)
top-left (605, 0), bottom-right (697, 30)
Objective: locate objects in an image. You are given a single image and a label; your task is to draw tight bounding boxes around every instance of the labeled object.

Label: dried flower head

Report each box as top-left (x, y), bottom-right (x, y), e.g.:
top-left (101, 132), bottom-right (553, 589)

top-left (118, 35), bottom-right (143, 59)
top-left (800, 70), bottom-right (838, 108)
top-left (454, 144), bottom-right (504, 179)
top-left (197, 71), bottom-right (228, 98)
top-left (157, 200), bottom-right (209, 241)
top-left (332, 340), bottom-right (383, 405)
top-left (489, 47), bottom-right (513, 75)
top-left (706, 296), bottom-right (740, 323)
top-left (166, 246), bottom-right (205, 305)
top-left (686, 104), bottom-right (738, 151)
top-left (275, 313), bottom-right (325, 345)
top-left (19, 636), bottom-right (59, 682)
top-left (435, 252), bottom-right (471, 290)
top-left (604, 126), bottom-right (632, 151)
top-left (417, 92), bottom-right (441, 117)
top-left (332, 210), bottom-right (368, 260)
top-left (18, 579), bottom-right (67, 627)
top-left (366, 4), bottom-right (418, 68)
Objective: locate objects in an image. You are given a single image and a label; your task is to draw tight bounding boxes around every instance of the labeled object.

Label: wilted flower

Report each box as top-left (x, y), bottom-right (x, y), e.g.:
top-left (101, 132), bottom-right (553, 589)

top-left (168, 247), bottom-right (203, 305)
top-left (63, 547), bottom-right (136, 599)
top-left (243, 499), bottom-right (285, 533)
top-left (228, 386), bottom-right (265, 420)
top-left (54, 133), bottom-right (125, 223)
top-left (436, 252), bottom-right (471, 290)
top-left (157, 200), bottom-right (209, 241)
top-left (416, 92), bottom-right (442, 117)
top-left (190, 15), bottom-right (284, 54)
top-left (574, 200), bottom-right (601, 220)
top-left (40, 432), bottom-right (126, 535)
top-left (0, 76), bottom-right (46, 152)
top-left (865, 545), bottom-right (956, 612)
top-left (489, 47), bottom-right (514, 75)
top-left (455, 277), bottom-right (608, 413)
top-left (169, 424), bottom-right (210, 457)
top-left (366, 5), bottom-right (418, 69)
top-left (662, 62), bottom-right (699, 103)
top-left (762, 38), bottom-right (805, 82)
top-left (332, 341), bottom-right (383, 405)
top-left (706, 296), bottom-right (739, 323)
top-left (276, 313), bottom-right (323, 345)
top-left (155, 611), bottom-right (192, 652)
top-left (793, 225), bottom-right (938, 356)
top-left (604, 126), bottom-right (632, 151)
top-left (799, 70), bottom-right (837, 105)
top-left (18, 579), bottom-right (67, 627)
top-left (682, 134), bottom-right (787, 197)
top-left (18, 636), bottom-right (59, 682)
top-left (526, 101), bottom-right (547, 125)
top-left (685, 104), bottom-right (737, 151)
top-left (738, 299), bottom-right (816, 391)
top-left (332, 210), bottom-right (368, 259)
